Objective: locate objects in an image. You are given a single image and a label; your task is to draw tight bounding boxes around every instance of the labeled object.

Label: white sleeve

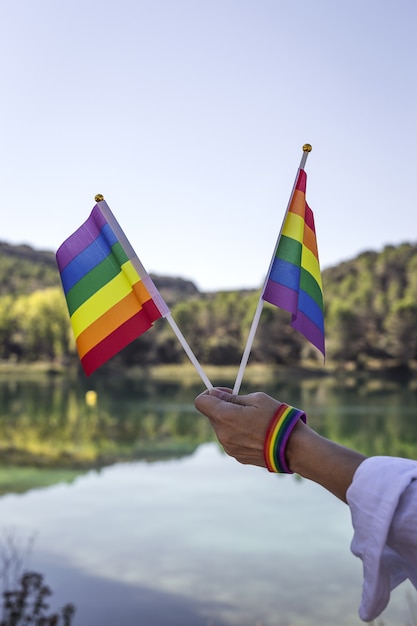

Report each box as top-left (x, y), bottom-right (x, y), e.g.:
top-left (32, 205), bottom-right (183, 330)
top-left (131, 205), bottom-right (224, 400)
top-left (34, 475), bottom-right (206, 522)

top-left (346, 456), bottom-right (417, 622)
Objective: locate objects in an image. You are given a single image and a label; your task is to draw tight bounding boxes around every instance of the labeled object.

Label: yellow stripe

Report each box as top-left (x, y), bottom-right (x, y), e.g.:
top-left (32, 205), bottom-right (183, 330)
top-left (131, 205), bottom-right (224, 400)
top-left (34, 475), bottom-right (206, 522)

top-left (301, 246), bottom-right (322, 287)
top-left (282, 212), bottom-right (304, 242)
top-left (268, 411), bottom-right (289, 471)
top-left (269, 455), bottom-right (278, 472)
top-left (283, 213), bottom-right (322, 288)
top-left (70, 260), bottom-right (141, 338)
top-left (267, 442), bottom-right (278, 471)
top-left (122, 259), bottom-right (141, 286)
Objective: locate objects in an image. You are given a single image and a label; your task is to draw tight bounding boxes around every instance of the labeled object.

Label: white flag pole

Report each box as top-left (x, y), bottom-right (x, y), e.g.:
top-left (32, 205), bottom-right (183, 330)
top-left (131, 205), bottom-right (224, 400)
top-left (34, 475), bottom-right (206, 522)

top-left (166, 314), bottom-right (213, 389)
top-left (96, 196), bottom-right (213, 390)
top-left (232, 144), bottom-right (312, 395)
top-left (232, 298), bottom-right (264, 394)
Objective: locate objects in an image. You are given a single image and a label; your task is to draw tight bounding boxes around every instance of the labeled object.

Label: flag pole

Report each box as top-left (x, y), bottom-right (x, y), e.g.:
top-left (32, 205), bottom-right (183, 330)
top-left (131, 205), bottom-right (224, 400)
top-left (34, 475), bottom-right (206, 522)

top-left (232, 144), bottom-right (312, 395)
top-left (97, 197), bottom-right (213, 390)
top-left (232, 298), bottom-right (264, 394)
top-left (166, 314), bottom-right (213, 389)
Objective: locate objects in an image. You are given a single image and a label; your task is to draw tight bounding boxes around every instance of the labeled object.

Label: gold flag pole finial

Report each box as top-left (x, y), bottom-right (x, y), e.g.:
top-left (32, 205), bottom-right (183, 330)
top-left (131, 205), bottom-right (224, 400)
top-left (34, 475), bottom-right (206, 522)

top-left (95, 194), bottom-right (104, 202)
top-left (300, 144), bottom-right (312, 169)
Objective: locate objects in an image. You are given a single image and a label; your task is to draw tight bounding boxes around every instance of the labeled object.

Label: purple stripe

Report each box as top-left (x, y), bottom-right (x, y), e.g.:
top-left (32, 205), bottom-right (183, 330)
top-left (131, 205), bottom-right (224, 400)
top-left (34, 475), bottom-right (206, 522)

top-left (56, 205), bottom-right (106, 272)
top-left (277, 409), bottom-right (307, 473)
top-left (291, 310), bottom-right (325, 355)
top-left (263, 280), bottom-right (298, 316)
top-left (59, 224), bottom-right (119, 294)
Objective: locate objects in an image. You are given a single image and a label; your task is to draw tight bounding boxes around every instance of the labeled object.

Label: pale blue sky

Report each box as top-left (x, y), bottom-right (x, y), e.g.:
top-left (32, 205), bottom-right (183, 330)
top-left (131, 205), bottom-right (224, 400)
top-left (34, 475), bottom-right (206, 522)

top-left (1, 1), bottom-right (416, 291)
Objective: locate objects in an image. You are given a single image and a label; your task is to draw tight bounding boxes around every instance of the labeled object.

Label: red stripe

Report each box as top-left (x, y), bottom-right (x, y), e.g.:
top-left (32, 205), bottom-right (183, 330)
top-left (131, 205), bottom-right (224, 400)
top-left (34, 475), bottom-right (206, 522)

top-left (295, 169), bottom-right (307, 193)
top-left (304, 203), bottom-right (315, 233)
top-left (81, 299), bottom-right (162, 375)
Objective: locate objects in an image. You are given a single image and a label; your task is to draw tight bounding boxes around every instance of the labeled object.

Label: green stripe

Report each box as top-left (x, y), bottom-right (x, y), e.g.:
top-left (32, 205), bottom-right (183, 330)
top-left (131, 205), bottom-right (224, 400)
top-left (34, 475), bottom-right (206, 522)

top-left (300, 267), bottom-right (324, 310)
top-left (276, 235), bottom-right (302, 265)
top-left (276, 236), bottom-right (323, 310)
top-left (65, 242), bottom-right (129, 315)
top-left (110, 241), bottom-right (129, 267)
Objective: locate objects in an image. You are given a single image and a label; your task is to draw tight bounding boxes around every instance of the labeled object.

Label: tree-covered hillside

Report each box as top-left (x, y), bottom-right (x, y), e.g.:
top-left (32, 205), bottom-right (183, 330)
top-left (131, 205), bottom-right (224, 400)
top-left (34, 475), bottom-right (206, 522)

top-left (0, 240), bottom-right (416, 370)
top-left (322, 243), bottom-right (417, 366)
top-left (0, 241), bottom-right (59, 295)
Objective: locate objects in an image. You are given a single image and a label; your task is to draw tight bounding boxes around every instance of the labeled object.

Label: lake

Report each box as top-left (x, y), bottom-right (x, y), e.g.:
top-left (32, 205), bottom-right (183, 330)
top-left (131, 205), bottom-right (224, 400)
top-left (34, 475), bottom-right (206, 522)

top-left (0, 369), bottom-right (416, 625)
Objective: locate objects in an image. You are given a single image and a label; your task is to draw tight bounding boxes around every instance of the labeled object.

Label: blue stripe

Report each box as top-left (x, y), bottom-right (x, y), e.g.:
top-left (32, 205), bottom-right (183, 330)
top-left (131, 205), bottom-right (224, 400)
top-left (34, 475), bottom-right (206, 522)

top-left (268, 258), bottom-right (300, 291)
top-left (297, 289), bottom-right (324, 333)
top-left (60, 224), bottom-right (118, 294)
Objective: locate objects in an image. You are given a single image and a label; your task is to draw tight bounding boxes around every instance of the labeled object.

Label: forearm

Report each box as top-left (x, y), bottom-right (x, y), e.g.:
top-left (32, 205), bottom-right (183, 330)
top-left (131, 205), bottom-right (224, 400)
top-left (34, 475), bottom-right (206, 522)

top-left (286, 420), bottom-right (367, 503)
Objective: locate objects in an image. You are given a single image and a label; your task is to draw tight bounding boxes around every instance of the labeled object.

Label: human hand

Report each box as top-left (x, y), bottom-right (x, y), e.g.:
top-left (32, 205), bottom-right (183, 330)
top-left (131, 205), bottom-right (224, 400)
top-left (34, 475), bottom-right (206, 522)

top-left (196, 388), bottom-right (366, 502)
top-left (194, 388), bottom-right (281, 467)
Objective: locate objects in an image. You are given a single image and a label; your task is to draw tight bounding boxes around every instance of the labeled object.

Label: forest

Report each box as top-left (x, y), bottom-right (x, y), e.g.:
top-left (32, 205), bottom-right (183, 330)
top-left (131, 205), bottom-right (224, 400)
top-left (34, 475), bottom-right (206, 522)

top-left (0, 240), bottom-right (417, 373)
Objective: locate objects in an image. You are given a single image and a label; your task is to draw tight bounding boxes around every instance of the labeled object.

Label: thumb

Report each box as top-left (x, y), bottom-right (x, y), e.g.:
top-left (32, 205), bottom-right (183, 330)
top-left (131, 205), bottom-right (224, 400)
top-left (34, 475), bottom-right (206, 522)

top-left (194, 388), bottom-right (226, 416)
top-left (195, 387), bottom-right (253, 419)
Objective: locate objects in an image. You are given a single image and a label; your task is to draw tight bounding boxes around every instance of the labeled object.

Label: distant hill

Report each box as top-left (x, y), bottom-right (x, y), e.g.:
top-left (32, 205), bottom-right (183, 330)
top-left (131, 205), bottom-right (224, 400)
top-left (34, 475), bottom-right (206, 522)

top-left (151, 274), bottom-right (200, 306)
top-left (2, 238), bottom-right (417, 301)
top-left (0, 241), bottom-right (59, 296)
top-left (0, 241), bottom-right (200, 304)
top-left (1, 239), bottom-right (417, 368)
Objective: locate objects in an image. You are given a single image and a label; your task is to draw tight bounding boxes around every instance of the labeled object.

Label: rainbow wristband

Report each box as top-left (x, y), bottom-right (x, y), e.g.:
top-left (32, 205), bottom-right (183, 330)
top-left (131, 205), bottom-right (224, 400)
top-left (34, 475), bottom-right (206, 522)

top-left (263, 403), bottom-right (307, 473)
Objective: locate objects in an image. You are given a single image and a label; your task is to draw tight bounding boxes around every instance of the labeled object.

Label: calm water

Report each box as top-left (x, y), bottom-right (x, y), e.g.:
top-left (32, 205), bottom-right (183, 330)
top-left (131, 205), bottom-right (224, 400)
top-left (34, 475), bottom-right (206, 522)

top-left (0, 371), bottom-right (416, 625)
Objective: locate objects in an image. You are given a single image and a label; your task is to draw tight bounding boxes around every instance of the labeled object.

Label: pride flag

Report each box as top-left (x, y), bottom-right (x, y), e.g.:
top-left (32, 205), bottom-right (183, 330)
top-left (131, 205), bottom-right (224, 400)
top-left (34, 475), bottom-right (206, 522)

top-left (262, 168), bottom-right (325, 356)
top-left (56, 198), bottom-right (169, 376)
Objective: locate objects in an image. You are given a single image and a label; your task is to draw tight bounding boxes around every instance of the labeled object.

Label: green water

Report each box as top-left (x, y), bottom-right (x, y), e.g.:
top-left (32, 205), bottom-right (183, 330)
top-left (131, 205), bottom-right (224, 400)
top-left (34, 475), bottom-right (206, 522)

top-left (0, 370), bottom-right (416, 625)
top-left (0, 370), bottom-right (416, 482)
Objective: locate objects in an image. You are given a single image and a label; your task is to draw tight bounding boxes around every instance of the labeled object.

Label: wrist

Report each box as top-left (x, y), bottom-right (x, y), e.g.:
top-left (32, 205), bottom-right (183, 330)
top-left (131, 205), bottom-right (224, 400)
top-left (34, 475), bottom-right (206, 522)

top-left (263, 404), bottom-right (307, 474)
top-left (285, 418), bottom-right (307, 474)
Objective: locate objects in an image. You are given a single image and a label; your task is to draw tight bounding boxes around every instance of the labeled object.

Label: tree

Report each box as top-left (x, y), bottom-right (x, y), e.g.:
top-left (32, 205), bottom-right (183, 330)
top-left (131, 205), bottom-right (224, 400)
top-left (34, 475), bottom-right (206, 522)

top-left (385, 298), bottom-right (417, 363)
top-left (13, 289), bottom-right (72, 362)
top-left (0, 297), bottom-right (17, 359)
top-left (326, 300), bottom-right (365, 363)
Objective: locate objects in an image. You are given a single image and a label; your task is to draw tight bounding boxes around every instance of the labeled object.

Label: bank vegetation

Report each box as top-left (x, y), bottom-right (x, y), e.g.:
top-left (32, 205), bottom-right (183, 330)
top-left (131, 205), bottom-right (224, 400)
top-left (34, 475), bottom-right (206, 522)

top-left (1, 240), bottom-right (417, 374)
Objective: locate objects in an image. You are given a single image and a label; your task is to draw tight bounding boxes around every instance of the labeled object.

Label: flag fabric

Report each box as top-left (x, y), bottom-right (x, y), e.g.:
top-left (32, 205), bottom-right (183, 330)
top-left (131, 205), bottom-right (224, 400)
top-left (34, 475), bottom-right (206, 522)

top-left (56, 199), bottom-right (169, 376)
top-left (262, 168), bottom-right (325, 356)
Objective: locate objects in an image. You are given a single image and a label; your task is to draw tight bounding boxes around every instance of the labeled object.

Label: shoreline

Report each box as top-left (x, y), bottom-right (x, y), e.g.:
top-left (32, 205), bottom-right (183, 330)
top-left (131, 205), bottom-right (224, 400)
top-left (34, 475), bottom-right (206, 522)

top-left (0, 359), bottom-right (415, 383)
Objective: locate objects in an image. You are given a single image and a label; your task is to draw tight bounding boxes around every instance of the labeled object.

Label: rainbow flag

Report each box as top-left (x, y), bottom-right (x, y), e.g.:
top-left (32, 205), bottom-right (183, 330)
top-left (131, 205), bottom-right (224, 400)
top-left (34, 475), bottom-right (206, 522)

top-left (262, 168), bottom-right (325, 356)
top-left (56, 198), bottom-right (169, 376)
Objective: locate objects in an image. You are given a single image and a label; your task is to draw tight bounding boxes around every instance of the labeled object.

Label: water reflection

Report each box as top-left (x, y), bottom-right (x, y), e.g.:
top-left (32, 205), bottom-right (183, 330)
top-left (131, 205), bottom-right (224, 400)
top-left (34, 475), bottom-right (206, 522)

top-left (0, 444), bottom-right (415, 626)
top-left (0, 374), bottom-right (214, 481)
top-left (253, 373), bottom-right (417, 457)
top-left (0, 372), bottom-right (417, 492)
top-left (0, 371), bottom-right (417, 625)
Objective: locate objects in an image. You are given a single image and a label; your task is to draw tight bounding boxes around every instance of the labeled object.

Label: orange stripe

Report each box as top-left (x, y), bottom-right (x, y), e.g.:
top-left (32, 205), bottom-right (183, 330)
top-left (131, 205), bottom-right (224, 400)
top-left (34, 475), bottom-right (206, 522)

top-left (288, 188), bottom-right (305, 218)
top-left (268, 418), bottom-right (282, 470)
top-left (264, 405), bottom-right (287, 471)
top-left (76, 287), bottom-right (151, 359)
top-left (131, 278), bottom-right (153, 303)
top-left (303, 223), bottom-right (318, 257)
top-left (80, 301), bottom-right (162, 375)
top-left (289, 189), bottom-right (318, 257)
